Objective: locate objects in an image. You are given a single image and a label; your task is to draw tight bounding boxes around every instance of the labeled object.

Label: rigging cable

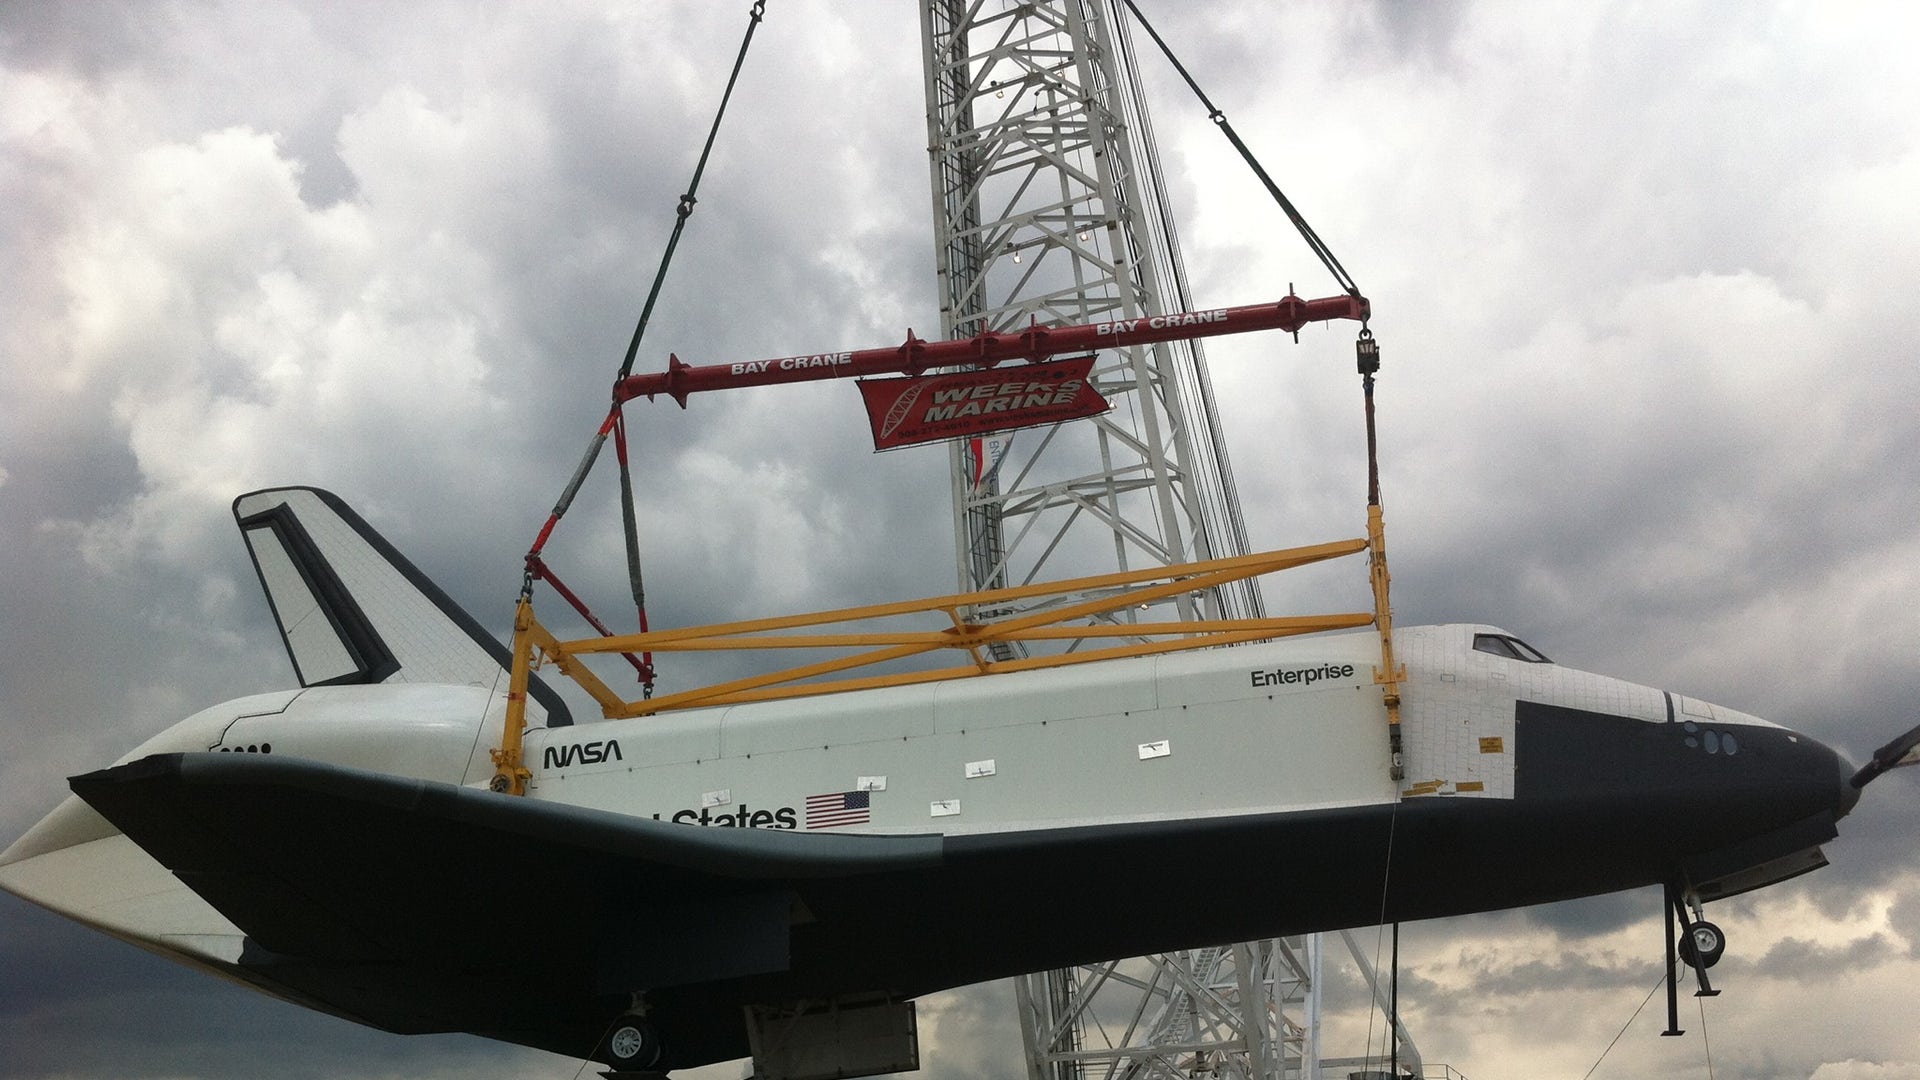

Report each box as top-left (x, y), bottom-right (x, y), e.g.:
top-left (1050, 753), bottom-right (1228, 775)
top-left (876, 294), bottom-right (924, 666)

top-left (1390, 920), bottom-right (1400, 1078)
top-left (613, 408), bottom-right (655, 693)
top-left (1109, 7), bottom-right (1260, 619)
top-left (1698, 992), bottom-right (1716, 1079)
top-left (1116, 0), bottom-right (1363, 300)
top-left (616, 0), bottom-right (768, 382)
top-left (1581, 972), bottom-right (1668, 1080)
top-left (522, 1), bottom-right (769, 693)
top-left (1362, 798), bottom-right (1403, 1072)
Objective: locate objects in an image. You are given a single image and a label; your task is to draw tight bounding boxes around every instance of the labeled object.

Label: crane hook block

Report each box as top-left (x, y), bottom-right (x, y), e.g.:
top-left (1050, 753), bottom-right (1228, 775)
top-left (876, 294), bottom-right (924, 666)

top-left (1356, 333), bottom-right (1381, 376)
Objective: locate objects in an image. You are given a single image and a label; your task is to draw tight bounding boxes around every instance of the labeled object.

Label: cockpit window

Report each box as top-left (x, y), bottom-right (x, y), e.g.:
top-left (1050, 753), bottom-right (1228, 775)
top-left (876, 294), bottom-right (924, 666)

top-left (1473, 633), bottom-right (1552, 663)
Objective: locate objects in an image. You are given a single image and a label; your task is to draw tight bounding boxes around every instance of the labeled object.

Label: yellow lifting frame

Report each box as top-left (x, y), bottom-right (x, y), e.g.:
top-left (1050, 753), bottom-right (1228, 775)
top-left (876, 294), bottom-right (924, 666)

top-left (491, 537), bottom-right (1377, 794)
top-left (1367, 503), bottom-right (1407, 781)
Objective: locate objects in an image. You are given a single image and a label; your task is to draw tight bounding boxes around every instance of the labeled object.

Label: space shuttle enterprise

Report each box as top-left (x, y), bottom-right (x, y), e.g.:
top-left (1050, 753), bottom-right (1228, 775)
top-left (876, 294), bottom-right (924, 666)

top-left (3, 484), bottom-right (1909, 1077)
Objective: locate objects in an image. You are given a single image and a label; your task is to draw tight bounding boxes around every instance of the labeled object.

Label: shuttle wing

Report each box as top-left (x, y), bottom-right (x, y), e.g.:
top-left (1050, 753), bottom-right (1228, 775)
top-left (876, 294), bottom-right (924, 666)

top-left (70, 753), bottom-right (943, 1049)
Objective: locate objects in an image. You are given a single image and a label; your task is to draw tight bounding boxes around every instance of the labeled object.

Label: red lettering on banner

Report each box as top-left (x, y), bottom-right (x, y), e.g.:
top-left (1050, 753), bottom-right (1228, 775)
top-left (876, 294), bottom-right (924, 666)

top-left (857, 356), bottom-right (1108, 451)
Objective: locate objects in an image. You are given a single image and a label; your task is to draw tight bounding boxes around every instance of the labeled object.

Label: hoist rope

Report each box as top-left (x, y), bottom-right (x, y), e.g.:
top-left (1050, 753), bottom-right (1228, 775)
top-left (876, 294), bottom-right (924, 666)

top-left (529, 0), bottom-right (768, 563)
top-left (1116, 0), bottom-right (1364, 300)
top-left (522, 0), bottom-right (769, 697)
top-left (1361, 331), bottom-right (1382, 506)
top-left (608, 0), bottom-right (767, 687)
top-left (616, 0), bottom-right (768, 381)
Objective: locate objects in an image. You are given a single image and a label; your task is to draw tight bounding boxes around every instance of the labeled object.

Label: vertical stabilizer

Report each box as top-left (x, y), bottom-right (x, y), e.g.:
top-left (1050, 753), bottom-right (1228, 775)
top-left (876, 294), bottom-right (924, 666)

top-left (233, 486), bottom-right (571, 726)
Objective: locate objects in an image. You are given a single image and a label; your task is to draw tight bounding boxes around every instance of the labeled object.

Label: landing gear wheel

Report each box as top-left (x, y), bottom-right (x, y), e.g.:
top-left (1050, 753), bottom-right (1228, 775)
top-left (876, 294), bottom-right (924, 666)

top-left (599, 1016), bottom-right (661, 1071)
top-left (1678, 920), bottom-right (1726, 969)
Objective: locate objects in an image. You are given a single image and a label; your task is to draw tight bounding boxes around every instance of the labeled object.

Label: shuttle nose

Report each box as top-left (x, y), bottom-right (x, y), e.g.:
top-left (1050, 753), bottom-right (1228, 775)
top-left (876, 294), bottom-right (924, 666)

top-left (0, 794), bottom-right (118, 870)
top-left (1, 789), bottom-right (243, 966)
top-left (1835, 750), bottom-right (1863, 819)
top-left (0, 795), bottom-right (126, 929)
top-left (1781, 725), bottom-right (1860, 821)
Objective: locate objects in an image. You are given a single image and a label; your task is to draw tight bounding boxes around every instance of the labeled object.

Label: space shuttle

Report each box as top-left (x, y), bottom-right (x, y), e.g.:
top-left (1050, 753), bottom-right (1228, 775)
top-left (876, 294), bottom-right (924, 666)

top-left (1, 486), bottom-right (1908, 1077)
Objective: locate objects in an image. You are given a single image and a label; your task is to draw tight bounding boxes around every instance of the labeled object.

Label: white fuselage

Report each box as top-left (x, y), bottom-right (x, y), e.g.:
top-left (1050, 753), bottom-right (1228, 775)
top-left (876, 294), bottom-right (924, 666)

top-left (0, 622), bottom-right (1791, 990)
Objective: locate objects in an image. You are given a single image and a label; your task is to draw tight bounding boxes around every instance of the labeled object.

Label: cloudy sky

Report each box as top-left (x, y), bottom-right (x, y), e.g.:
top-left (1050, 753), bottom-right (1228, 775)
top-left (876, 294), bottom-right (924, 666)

top-left (3, 0), bottom-right (1918, 1077)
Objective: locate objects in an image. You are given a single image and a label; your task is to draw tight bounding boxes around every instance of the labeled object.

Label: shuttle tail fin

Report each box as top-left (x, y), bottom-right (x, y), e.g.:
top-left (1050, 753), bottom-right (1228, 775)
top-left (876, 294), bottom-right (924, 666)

top-left (232, 486), bottom-right (571, 726)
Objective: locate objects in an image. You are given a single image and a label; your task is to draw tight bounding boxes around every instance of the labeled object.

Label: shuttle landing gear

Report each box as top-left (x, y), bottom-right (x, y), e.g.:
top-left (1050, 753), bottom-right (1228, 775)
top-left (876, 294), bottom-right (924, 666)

top-left (596, 1013), bottom-right (665, 1078)
top-left (1660, 882), bottom-right (1722, 1037)
top-left (1679, 919), bottom-right (1726, 969)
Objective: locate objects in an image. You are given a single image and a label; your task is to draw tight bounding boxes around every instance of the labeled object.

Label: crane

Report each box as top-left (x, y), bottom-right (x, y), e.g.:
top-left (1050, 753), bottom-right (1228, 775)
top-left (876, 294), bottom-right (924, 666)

top-left (917, 3), bottom-right (1418, 1077)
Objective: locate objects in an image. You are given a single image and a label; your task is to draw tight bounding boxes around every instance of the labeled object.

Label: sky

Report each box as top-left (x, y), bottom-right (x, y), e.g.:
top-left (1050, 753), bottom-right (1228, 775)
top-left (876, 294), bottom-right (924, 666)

top-left (2, 0), bottom-right (1918, 1077)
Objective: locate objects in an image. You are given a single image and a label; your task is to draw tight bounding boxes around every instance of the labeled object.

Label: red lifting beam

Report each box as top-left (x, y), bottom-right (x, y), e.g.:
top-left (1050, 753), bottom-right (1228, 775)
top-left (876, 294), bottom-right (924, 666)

top-left (616, 292), bottom-right (1369, 406)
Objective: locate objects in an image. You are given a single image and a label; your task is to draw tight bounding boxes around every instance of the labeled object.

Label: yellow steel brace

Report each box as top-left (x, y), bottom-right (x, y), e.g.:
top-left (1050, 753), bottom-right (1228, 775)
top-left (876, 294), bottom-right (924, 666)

top-left (489, 539), bottom-right (1383, 793)
top-left (1368, 503), bottom-right (1406, 781)
top-left (490, 596), bottom-right (537, 796)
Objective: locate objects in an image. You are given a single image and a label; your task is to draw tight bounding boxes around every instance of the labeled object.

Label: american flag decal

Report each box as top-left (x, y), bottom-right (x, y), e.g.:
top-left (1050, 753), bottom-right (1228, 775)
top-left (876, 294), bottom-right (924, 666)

top-left (805, 790), bottom-right (871, 829)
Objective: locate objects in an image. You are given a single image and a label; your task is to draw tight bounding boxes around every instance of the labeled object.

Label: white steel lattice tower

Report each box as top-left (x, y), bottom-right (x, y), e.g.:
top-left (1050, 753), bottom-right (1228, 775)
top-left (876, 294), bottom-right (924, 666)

top-left (917, 3), bottom-right (1422, 1078)
top-left (920, 0), bottom-right (1256, 629)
